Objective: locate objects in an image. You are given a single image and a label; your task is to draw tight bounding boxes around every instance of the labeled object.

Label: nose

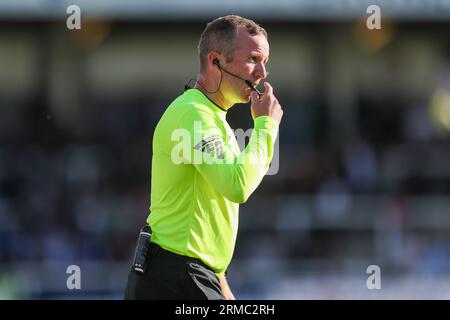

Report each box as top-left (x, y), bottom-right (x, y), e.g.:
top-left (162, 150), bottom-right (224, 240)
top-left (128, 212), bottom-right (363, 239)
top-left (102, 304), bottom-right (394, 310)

top-left (253, 62), bottom-right (267, 81)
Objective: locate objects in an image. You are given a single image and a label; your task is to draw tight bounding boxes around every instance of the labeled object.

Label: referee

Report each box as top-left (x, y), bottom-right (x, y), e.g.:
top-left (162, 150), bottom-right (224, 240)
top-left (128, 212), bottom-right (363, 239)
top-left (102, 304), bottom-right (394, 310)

top-left (125, 15), bottom-right (283, 300)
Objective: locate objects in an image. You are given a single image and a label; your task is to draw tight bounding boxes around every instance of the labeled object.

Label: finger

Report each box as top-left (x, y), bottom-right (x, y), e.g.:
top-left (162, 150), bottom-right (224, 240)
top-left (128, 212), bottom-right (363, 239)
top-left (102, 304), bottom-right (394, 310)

top-left (251, 91), bottom-right (260, 105)
top-left (263, 82), bottom-right (273, 97)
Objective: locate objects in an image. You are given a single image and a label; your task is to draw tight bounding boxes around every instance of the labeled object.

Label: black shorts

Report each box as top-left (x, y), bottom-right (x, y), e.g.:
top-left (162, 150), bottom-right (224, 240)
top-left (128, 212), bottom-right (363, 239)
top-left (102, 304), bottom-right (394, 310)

top-left (124, 242), bottom-right (225, 300)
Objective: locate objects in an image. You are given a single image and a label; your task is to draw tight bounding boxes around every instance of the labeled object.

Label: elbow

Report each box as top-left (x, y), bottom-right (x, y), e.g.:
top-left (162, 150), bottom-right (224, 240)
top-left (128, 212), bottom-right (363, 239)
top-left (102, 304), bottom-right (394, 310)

top-left (223, 168), bottom-right (255, 203)
top-left (226, 187), bottom-right (251, 204)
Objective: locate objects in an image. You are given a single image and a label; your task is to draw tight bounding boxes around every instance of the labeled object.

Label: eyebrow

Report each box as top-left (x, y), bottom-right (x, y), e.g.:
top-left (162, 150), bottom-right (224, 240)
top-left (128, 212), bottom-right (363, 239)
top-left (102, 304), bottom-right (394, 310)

top-left (250, 53), bottom-right (269, 64)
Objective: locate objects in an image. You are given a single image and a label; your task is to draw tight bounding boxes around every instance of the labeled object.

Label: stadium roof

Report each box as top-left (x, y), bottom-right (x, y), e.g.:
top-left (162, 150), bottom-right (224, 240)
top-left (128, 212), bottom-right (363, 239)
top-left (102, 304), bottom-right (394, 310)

top-left (1, 0), bottom-right (450, 21)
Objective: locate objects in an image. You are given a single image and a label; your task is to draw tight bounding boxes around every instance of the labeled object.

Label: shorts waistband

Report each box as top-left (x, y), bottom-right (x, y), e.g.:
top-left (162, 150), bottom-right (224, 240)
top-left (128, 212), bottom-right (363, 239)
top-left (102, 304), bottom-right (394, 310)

top-left (149, 242), bottom-right (214, 272)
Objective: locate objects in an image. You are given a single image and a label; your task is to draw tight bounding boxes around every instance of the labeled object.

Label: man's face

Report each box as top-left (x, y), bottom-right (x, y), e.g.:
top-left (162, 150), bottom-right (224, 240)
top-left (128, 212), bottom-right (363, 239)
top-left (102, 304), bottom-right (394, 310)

top-left (221, 28), bottom-right (269, 105)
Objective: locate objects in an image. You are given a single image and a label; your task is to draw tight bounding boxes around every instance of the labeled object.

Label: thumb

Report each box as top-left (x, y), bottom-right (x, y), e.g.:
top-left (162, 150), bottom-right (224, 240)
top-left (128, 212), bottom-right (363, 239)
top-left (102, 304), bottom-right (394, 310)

top-left (263, 81), bottom-right (273, 96)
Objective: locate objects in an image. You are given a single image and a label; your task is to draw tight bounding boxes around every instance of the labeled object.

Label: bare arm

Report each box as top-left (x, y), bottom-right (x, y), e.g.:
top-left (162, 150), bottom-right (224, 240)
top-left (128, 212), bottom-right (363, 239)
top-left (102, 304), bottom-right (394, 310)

top-left (219, 274), bottom-right (235, 300)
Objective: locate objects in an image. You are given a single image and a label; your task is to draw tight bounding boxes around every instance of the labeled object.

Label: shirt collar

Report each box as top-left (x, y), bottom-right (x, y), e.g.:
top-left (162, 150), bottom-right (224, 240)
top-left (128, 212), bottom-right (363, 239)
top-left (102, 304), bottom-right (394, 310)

top-left (189, 88), bottom-right (227, 114)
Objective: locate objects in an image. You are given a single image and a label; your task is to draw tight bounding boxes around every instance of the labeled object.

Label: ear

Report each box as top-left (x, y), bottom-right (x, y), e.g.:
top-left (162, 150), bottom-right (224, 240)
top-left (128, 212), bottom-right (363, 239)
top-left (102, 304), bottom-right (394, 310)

top-left (207, 51), bottom-right (222, 69)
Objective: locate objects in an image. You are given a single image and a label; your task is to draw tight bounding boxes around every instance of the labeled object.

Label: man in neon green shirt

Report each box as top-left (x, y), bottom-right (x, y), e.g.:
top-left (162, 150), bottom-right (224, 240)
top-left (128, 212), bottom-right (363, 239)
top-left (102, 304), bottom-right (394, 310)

top-left (125, 15), bottom-right (283, 300)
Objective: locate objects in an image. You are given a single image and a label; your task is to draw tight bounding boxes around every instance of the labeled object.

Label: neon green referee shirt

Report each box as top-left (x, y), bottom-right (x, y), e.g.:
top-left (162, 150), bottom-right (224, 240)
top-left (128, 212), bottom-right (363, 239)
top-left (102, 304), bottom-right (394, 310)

top-left (147, 88), bottom-right (279, 276)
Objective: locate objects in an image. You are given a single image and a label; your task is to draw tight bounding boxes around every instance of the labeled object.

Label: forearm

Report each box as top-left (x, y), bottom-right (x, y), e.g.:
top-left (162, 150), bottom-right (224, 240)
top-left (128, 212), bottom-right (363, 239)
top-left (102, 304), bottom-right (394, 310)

top-left (194, 116), bottom-right (279, 203)
top-left (219, 274), bottom-right (235, 300)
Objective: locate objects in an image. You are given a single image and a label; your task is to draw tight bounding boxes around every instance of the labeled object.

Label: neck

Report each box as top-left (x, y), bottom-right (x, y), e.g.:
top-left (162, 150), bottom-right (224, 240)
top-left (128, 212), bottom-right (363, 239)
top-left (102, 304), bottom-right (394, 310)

top-left (194, 73), bottom-right (233, 111)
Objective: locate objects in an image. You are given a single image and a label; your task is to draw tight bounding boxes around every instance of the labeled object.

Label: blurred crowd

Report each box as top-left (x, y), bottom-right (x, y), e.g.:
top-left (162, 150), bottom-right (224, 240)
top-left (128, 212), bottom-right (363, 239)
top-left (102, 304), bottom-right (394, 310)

top-left (1, 20), bottom-right (450, 298)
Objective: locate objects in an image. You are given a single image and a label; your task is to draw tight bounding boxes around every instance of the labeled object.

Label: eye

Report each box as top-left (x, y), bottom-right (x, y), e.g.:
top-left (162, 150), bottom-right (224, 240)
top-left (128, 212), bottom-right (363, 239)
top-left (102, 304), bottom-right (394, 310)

top-left (248, 56), bottom-right (258, 63)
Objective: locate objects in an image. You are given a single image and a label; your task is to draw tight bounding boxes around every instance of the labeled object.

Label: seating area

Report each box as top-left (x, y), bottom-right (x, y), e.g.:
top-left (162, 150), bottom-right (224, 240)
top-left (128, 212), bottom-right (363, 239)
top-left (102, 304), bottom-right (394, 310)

top-left (1, 17), bottom-right (450, 299)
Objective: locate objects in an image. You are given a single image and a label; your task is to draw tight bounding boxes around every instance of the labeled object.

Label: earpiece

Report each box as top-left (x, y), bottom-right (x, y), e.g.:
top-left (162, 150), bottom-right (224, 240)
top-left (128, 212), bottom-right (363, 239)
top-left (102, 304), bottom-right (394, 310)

top-left (184, 57), bottom-right (261, 97)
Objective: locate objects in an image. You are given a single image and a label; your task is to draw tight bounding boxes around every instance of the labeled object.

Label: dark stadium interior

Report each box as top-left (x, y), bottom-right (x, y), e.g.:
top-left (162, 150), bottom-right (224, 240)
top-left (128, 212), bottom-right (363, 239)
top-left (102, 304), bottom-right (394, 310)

top-left (1, 14), bottom-right (450, 298)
